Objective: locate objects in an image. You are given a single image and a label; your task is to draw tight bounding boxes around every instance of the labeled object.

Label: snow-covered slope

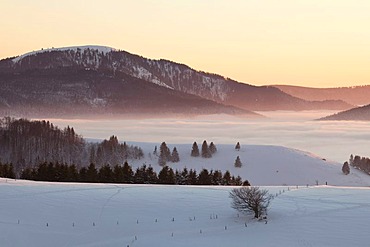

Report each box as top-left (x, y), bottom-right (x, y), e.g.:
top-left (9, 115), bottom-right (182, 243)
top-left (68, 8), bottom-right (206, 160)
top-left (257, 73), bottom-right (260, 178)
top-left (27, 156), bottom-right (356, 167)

top-left (0, 180), bottom-right (369, 247)
top-left (126, 143), bottom-right (370, 187)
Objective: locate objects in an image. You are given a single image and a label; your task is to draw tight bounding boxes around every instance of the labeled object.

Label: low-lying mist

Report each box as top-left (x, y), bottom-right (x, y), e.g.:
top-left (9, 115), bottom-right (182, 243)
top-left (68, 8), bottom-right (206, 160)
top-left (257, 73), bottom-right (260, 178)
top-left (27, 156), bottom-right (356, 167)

top-left (42, 111), bottom-right (370, 163)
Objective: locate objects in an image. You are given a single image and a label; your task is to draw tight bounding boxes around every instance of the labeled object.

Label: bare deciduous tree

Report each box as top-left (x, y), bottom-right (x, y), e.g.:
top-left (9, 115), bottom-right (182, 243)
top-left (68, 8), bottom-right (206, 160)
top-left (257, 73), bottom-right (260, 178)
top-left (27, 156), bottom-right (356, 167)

top-left (229, 186), bottom-right (273, 218)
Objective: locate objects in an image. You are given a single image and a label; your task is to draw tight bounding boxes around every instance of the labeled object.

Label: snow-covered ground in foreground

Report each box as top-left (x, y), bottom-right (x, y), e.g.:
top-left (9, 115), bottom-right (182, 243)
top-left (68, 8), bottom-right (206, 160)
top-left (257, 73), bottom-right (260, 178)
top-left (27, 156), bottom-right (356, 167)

top-left (0, 180), bottom-right (369, 247)
top-left (121, 143), bottom-right (370, 187)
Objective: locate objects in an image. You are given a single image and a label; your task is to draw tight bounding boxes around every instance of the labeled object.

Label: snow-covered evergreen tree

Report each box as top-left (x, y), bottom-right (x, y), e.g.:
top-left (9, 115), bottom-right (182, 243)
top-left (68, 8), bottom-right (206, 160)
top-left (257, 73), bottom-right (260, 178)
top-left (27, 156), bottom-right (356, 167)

top-left (209, 142), bottom-right (217, 154)
top-left (234, 156), bottom-right (242, 168)
top-left (158, 142), bottom-right (171, 166)
top-left (171, 147), bottom-right (180, 162)
top-left (201, 140), bottom-right (212, 158)
top-left (191, 142), bottom-right (200, 157)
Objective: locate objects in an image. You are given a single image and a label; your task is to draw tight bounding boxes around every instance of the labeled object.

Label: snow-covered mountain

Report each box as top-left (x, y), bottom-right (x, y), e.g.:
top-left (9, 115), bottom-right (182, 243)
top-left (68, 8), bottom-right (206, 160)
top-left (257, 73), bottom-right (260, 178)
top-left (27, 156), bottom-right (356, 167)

top-left (0, 46), bottom-right (351, 114)
top-left (0, 46), bottom-right (259, 117)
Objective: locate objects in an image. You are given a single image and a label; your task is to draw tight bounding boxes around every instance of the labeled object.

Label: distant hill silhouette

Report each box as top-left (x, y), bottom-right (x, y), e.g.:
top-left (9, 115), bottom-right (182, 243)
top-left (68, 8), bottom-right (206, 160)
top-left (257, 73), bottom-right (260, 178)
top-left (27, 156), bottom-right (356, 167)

top-left (273, 85), bottom-right (370, 106)
top-left (319, 104), bottom-right (370, 121)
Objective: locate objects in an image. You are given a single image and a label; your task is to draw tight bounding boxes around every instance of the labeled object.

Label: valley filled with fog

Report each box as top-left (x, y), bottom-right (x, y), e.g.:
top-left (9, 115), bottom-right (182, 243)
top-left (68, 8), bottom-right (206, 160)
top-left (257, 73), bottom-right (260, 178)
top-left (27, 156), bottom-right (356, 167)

top-left (44, 111), bottom-right (370, 163)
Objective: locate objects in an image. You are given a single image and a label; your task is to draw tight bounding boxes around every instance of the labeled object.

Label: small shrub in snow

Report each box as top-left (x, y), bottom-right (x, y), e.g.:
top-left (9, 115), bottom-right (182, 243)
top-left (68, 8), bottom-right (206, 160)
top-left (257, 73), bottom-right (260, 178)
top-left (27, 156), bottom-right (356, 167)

top-left (229, 186), bottom-right (273, 218)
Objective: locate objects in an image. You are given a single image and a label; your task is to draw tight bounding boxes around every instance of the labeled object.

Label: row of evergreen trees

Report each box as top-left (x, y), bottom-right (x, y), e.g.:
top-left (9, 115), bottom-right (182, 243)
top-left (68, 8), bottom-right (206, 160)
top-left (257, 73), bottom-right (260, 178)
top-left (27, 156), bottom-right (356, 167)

top-left (18, 162), bottom-right (245, 185)
top-left (191, 140), bottom-right (217, 158)
top-left (156, 140), bottom-right (218, 166)
top-left (348, 154), bottom-right (370, 175)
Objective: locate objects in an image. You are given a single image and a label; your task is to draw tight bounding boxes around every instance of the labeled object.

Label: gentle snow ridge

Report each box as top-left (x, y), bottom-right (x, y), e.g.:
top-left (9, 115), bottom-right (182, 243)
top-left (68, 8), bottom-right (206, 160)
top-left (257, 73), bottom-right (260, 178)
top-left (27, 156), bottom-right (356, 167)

top-left (12, 45), bottom-right (115, 63)
top-left (122, 143), bottom-right (370, 187)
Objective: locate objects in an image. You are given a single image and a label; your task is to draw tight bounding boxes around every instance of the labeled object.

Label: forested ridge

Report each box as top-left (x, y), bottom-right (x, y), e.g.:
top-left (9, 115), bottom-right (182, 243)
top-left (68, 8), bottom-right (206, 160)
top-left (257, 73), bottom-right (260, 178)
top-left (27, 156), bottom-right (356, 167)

top-left (0, 117), bottom-right (143, 174)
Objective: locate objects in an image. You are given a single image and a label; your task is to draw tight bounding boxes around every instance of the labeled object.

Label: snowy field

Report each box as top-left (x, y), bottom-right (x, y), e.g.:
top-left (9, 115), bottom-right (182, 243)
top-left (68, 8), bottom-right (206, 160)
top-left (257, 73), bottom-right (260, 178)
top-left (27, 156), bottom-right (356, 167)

top-left (1, 179), bottom-right (369, 247)
top-left (114, 143), bottom-right (370, 187)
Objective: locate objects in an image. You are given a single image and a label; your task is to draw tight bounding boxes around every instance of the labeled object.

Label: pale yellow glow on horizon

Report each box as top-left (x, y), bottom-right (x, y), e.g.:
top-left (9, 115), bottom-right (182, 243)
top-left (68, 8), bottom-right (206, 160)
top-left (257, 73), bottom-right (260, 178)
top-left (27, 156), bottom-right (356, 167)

top-left (1, 0), bottom-right (369, 88)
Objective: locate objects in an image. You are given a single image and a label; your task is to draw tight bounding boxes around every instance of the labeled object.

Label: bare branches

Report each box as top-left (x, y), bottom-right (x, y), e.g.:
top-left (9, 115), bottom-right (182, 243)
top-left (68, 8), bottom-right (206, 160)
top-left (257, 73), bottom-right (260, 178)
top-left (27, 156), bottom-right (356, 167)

top-left (229, 186), bottom-right (273, 218)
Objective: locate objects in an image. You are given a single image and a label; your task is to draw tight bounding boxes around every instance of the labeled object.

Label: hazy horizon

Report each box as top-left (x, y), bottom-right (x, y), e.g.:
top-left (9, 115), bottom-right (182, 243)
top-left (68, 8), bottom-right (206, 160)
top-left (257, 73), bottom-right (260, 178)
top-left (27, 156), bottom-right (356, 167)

top-left (40, 111), bottom-right (370, 163)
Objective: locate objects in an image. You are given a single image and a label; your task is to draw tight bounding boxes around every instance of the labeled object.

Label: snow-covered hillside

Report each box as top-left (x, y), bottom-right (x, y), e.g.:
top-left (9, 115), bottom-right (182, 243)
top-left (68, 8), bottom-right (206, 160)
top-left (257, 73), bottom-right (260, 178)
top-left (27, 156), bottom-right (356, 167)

top-left (0, 180), bottom-right (369, 247)
top-left (124, 143), bottom-right (370, 187)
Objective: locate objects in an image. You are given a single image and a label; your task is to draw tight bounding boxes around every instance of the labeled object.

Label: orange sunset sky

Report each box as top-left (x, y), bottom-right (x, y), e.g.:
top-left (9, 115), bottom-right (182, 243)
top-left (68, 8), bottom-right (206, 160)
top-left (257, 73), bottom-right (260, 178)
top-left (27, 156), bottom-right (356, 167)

top-left (1, 0), bottom-right (369, 88)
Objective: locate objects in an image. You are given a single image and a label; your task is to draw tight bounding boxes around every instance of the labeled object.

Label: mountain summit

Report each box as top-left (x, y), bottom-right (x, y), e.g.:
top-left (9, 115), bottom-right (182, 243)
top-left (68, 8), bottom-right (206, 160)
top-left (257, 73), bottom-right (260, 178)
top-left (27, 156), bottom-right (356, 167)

top-left (0, 46), bottom-right (351, 117)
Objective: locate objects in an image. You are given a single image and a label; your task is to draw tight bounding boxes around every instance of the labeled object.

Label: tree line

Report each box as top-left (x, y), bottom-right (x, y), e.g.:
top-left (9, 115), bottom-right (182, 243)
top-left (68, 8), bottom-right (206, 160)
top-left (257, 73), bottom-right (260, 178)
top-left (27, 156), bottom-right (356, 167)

top-left (18, 161), bottom-right (246, 185)
top-left (0, 118), bottom-right (143, 173)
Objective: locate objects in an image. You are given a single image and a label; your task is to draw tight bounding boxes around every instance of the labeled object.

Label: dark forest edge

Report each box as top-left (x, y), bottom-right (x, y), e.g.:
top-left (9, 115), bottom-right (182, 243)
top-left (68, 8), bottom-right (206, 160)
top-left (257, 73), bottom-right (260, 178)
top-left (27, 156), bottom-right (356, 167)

top-left (1, 161), bottom-right (248, 186)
